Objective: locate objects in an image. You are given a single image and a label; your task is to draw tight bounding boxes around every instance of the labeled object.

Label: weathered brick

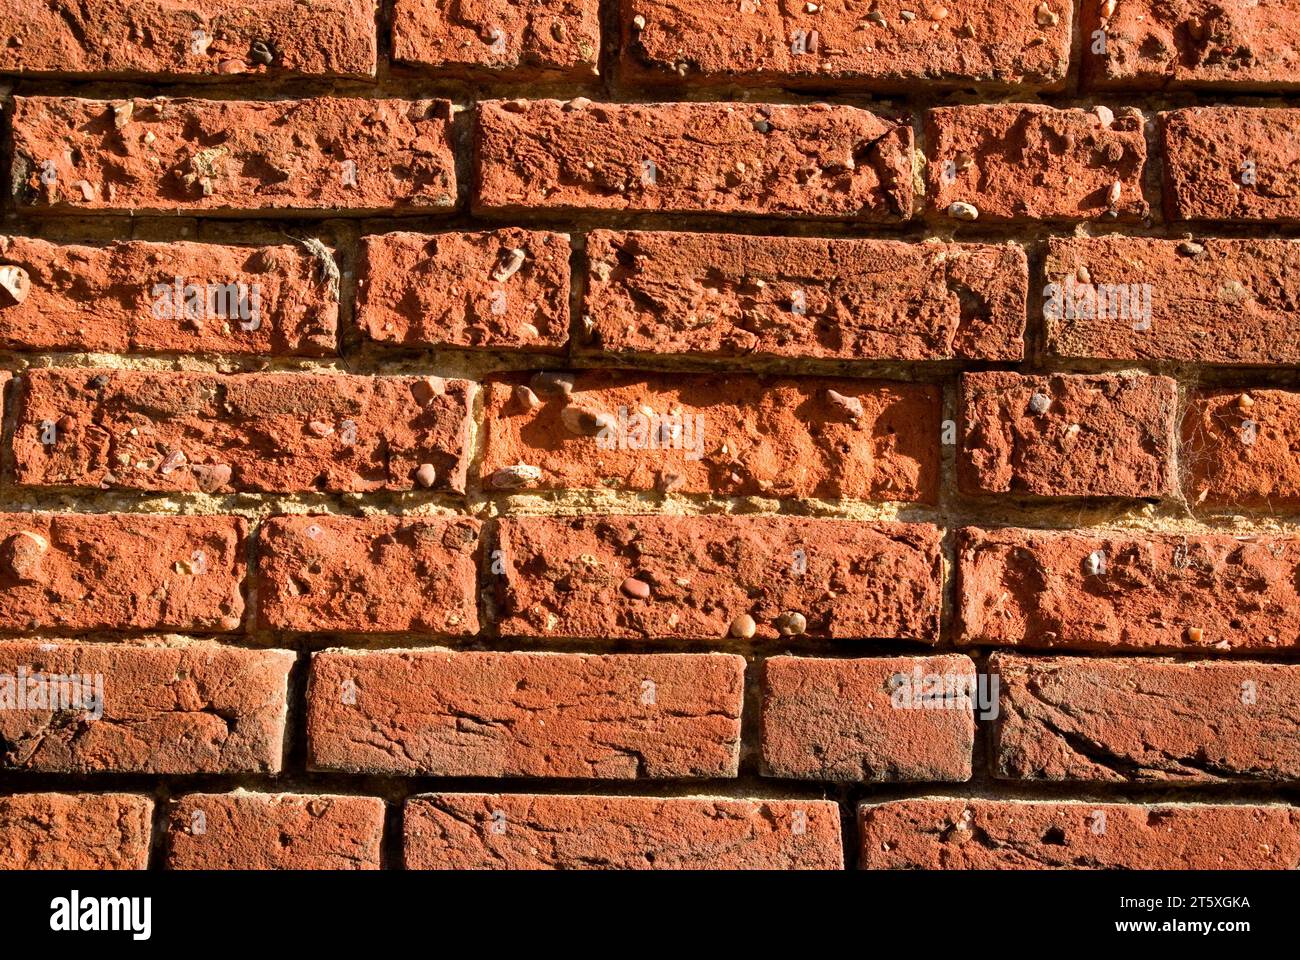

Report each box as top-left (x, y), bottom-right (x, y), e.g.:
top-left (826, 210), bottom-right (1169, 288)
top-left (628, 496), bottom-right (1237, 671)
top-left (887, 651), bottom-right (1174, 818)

top-left (11, 96), bottom-right (456, 214)
top-left (356, 229), bottom-right (570, 352)
top-left (405, 794), bottom-right (843, 869)
top-left (1182, 389), bottom-right (1300, 507)
top-left (12, 369), bottom-right (472, 494)
top-left (489, 515), bottom-right (942, 642)
top-left (307, 650), bottom-right (744, 778)
top-left (0, 641), bottom-right (293, 774)
top-left (0, 236), bottom-right (338, 355)
top-left (393, 0), bottom-right (600, 78)
top-left (860, 798), bottom-right (1300, 869)
top-left (0, 513), bottom-right (246, 633)
top-left (475, 99), bottom-right (913, 221)
top-left (992, 653), bottom-right (1300, 782)
top-left (761, 655), bottom-right (975, 782)
top-left (959, 372), bottom-right (1176, 498)
top-left (583, 230), bottom-right (1027, 362)
top-left (0, 793), bottom-right (153, 869)
top-left (481, 371), bottom-right (940, 501)
top-left (0, 0), bottom-right (376, 78)
top-left (1162, 108), bottom-right (1300, 222)
top-left (926, 104), bottom-right (1148, 222)
top-left (1044, 236), bottom-right (1300, 364)
top-left (167, 793), bottom-right (385, 870)
top-left (257, 515), bottom-right (480, 635)
top-left (621, 0), bottom-right (1072, 89)
top-left (959, 527), bottom-right (1300, 653)
top-left (1084, 0), bottom-right (1300, 90)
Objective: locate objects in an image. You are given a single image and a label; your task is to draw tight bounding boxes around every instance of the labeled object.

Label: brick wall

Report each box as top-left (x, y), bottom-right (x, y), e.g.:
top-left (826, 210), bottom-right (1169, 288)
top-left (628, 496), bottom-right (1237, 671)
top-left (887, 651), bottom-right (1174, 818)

top-left (0, 0), bottom-right (1298, 871)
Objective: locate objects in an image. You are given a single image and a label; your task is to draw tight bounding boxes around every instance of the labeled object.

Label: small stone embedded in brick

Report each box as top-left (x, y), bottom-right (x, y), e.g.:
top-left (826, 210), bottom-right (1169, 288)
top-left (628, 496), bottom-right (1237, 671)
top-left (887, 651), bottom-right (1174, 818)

top-left (306, 649), bottom-right (744, 779)
top-left (583, 230), bottom-right (1027, 362)
top-left (405, 793), bottom-right (843, 869)
top-left (488, 515), bottom-right (942, 642)
top-left (12, 368), bottom-right (472, 494)
top-left (959, 371), bottom-right (1176, 498)
top-left (1182, 389), bottom-right (1300, 507)
top-left (257, 515), bottom-right (480, 635)
top-left (10, 96), bottom-right (456, 213)
top-left (926, 104), bottom-right (1148, 222)
top-left (356, 229), bottom-right (570, 352)
top-left (0, 793), bottom-right (153, 869)
top-left (0, 236), bottom-right (338, 355)
top-left (992, 653), bottom-right (1300, 782)
top-left (480, 370), bottom-right (941, 502)
top-left (761, 655), bottom-right (976, 782)
top-left (167, 793), bottom-right (385, 869)
top-left (474, 99), bottom-right (914, 221)
top-left (0, 641), bottom-right (294, 775)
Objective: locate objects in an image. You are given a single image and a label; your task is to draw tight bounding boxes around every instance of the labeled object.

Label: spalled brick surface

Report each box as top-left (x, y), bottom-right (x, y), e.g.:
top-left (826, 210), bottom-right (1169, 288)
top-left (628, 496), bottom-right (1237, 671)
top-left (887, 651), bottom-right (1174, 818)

top-left (1043, 236), bottom-right (1300, 364)
top-left (0, 0), bottom-right (378, 78)
top-left (761, 655), bottom-right (975, 782)
top-left (0, 641), bottom-right (293, 774)
top-left (959, 372), bottom-right (1176, 498)
top-left (0, 793), bottom-right (153, 870)
top-left (474, 99), bottom-right (914, 220)
top-left (11, 97), bottom-right (456, 214)
top-left (257, 515), bottom-right (480, 635)
top-left (959, 527), bottom-right (1300, 653)
top-left (481, 371), bottom-right (940, 501)
top-left (393, 0), bottom-right (600, 78)
top-left (1162, 108), bottom-right (1300, 222)
top-left (0, 236), bottom-right (338, 355)
top-left (12, 368), bottom-right (473, 494)
top-left (488, 515), bottom-right (942, 642)
top-left (405, 794), bottom-right (843, 869)
top-left (306, 649), bottom-right (744, 778)
top-left (356, 229), bottom-right (571, 352)
top-left (583, 231), bottom-right (1027, 362)
top-left (992, 654), bottom-right (1300, 782)
top-left (0, 513), bottom-right (246, 633)
top-left (167, 793), bottom-right (385, 870)
top-left (860, 799), bottom-right (1300, 869)
top-left (1183, 389), bottom-right (1300, 507)
top-left (621, 0), bottom-right (1073, 90)
top-left (926, 105), bottom-right (1148, 222)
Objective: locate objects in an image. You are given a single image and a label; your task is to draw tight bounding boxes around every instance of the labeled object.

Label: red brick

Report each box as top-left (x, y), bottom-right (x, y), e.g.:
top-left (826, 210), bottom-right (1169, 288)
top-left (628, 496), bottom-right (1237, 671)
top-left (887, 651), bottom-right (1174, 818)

top-left (860, 798), bottom-right (1300, 869)
top-left (583, 230), bottom-right (1027, 362)
top-left (0, 236), bottom-right (338, 355)
top-left (475, 99), bottom-right (913, 221)
top-left (405, 794), bottom-right (843, 869)
top-left (257, 515), bottom-right (480, 635)
top-left (488, 515), bottom-right (942, 643)
top-left (0, 0), bottom-right (376, 78)
top-left (959, 372), bottom-right (1176, 498)
top-left (393, 0), bottom-right (599, 78)
top-left (0, 793), bottom-right (153, 869)
top-left (480, 371), bottom-right (940, 502)
top-left (0, 513), bottom-right (246, 633)
top-left (1182, 389), bottom-right (1300, 508)
top-left (12, 369), bottom-right (472, 494)
top-left (1044, 236), bottom-right (1300, 364)
top-left (167, 793), bottom-right (384, 870)
top-left (11, 96), bottom-right (456, 214)
top-left (992, 653), bottom-right (1300, 782)
top-left (1162, 108), bottom-right (1300, 222)
top-left (0, 640), bottom-right (293, 774)
top-left (761, 655), bottom-right (975, 782)
top-left (307, 649), bottom-right (744, 778)
top-left (926, 104), bottom-right (1148, 222)
top-left (959, 527), bottom-right (1300, 653)
top-left (356, 229), bottom-right (570, 352)
top-left (1084, 0), bottom-right (1300, 90)
top-left (621, 0), bottom-right (1072, 90)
